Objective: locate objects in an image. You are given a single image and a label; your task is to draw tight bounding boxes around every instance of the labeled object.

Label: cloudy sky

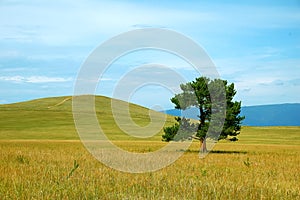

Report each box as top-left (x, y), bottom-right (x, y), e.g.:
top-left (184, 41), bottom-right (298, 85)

top-left (0, 0), bottom-right (299, 109)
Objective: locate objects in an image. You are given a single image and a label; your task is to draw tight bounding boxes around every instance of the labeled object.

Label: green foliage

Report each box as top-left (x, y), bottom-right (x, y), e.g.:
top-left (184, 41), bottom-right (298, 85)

top-left (163, 77), bottom-right (245, 142)
top-left (162, 122), bottom-right (179, 142)
top-left (162, 117), bottom-right (196, 142)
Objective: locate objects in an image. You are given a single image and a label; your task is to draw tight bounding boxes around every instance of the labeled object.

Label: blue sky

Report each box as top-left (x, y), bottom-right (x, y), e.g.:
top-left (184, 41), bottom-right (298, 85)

top-left (0, 0), bottom-right (299, 109)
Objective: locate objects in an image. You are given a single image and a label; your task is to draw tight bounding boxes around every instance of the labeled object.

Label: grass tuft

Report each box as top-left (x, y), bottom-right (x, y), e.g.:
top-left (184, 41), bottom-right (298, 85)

top-left (67, 160), bottom-right (79, 179)
top-left (243, 157), bottom-right (251, 167)
top-left (16, 155), bottom-right (29, 164)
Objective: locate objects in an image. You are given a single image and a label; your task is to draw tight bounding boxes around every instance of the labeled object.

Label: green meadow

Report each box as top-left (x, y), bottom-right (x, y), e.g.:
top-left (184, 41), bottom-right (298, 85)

top-left (0, 96), bottom-right (299, 199)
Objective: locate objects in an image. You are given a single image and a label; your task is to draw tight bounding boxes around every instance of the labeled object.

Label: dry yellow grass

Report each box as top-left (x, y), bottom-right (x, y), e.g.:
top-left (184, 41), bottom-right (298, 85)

top-left (1, 97), bottom-right (299, 199)
top-left (0, 140), bottom-right (299, 199)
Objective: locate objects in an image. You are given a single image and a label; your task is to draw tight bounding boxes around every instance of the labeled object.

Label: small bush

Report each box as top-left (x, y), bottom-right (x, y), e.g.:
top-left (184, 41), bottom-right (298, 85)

top-left (16, 155), bottom-right (29, 164)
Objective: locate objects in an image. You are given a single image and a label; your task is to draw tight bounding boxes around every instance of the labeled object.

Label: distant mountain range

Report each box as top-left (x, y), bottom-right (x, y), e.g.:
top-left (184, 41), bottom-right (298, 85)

top-left (163, 103), bottom-right (300, 126)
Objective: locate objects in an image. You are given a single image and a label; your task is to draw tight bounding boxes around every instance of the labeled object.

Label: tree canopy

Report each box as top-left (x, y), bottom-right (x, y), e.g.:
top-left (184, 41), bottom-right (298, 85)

top-left (162, 77), bottom-right (245, 152)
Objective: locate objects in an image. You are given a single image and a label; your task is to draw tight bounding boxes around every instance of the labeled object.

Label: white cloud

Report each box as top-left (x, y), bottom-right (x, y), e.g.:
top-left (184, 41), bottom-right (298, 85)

top-left (0, 75), bottom-right (24, 82)
top-left (214, 55), bottom-right (300, 106)
top-left (100, 77), bottom-right (115, 81)
top-left (0, 75), bottom-right (72, 83)
top-left (26, 76), bottom-right (72, 83)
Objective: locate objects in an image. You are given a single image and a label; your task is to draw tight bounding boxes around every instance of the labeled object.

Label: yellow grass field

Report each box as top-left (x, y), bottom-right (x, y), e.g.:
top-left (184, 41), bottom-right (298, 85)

top-left (0, 97), bottom-right (299, 199)
top-left (0, 137), bottom-right (299, 199)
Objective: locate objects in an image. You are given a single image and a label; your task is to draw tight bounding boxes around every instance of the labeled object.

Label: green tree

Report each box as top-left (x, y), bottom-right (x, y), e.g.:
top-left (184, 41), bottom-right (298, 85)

top-left (162, 77), bottom-right (245, 153)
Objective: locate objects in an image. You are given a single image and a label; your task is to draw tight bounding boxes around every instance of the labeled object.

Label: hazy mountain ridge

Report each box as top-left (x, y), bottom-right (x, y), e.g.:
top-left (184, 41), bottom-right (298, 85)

top-left (163, 103), bottom-right (300, 126)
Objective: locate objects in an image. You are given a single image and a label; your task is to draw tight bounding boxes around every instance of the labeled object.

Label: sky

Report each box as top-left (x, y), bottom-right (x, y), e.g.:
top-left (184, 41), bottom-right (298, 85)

top-left (0, 0), bottom-right (299, 109)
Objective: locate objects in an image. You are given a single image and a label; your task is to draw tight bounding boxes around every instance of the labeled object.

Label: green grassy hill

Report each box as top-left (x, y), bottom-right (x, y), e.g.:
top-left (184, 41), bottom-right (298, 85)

top-left (0, 96), bottom-right (174, 140)
top-left (0, 96), bottom-right (299, 145)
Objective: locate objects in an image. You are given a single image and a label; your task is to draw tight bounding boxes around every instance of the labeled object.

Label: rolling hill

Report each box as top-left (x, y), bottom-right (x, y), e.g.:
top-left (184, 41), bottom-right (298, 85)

top-left (0, 96), bottom-right (173, 140)
top-left (1, 96), bottom-right (299, 142)
top-left (163, 103), bottom-right (300, 126)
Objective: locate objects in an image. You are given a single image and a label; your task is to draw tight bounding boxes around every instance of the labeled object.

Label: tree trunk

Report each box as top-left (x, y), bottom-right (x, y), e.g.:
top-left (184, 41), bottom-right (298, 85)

top-left (200, 138), bottom-right (207, 153)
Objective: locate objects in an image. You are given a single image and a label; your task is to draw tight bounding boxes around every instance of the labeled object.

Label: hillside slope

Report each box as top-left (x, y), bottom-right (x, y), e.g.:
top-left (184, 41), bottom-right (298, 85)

top-left (0, 96), bottom-right (173, 140)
